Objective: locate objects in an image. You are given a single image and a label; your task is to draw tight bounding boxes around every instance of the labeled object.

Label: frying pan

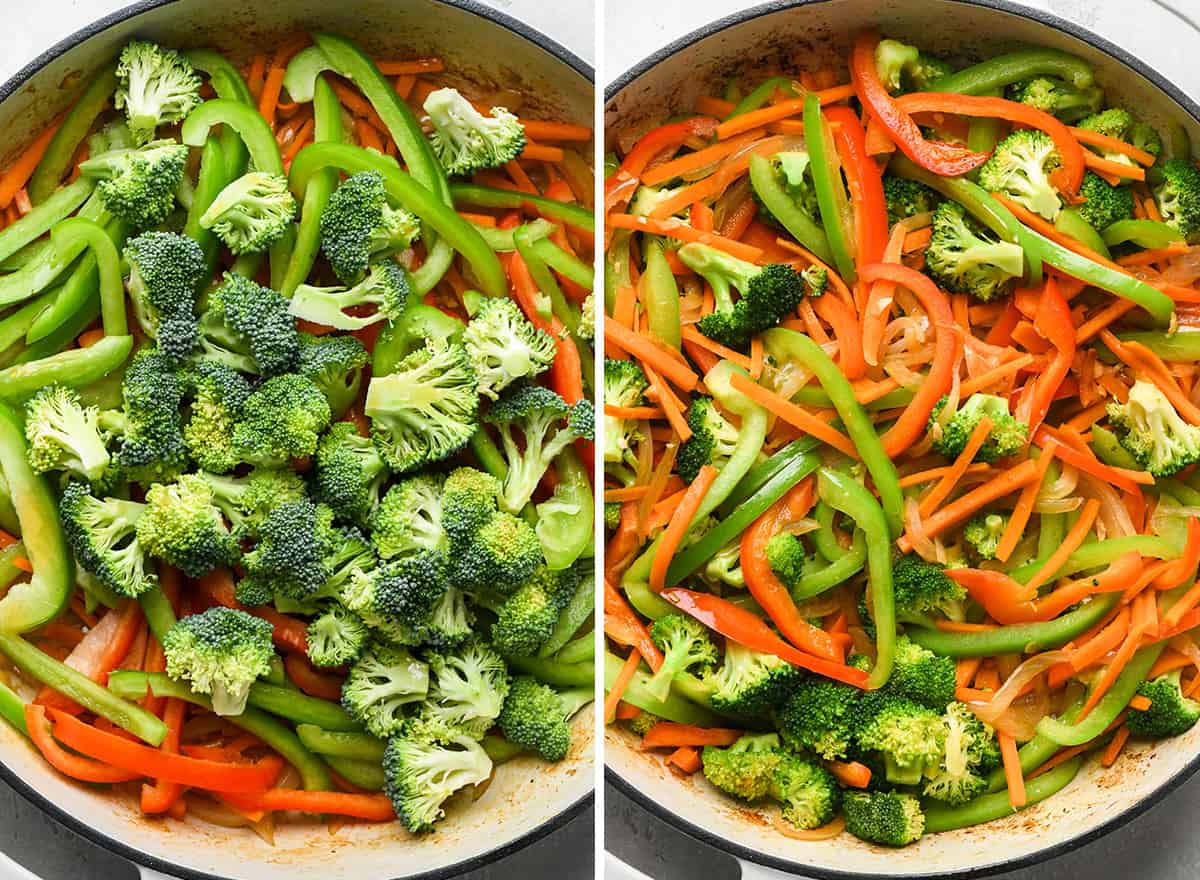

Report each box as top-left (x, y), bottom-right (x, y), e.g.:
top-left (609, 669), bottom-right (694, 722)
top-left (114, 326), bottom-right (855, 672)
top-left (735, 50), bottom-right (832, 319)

top-left (605, 1), bottom-right (1200, 876)
top-left (0, 2), bottom-right (593, 878)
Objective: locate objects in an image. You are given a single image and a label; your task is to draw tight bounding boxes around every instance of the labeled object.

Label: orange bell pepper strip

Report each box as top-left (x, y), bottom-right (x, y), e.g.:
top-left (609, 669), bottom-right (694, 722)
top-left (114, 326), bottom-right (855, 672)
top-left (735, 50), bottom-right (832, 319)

top-left (37, 599), bottom-right (143, 712)
top-left (141, 697), bottom-right (187, 814)
top-left (48, 708), bottom-right (284, 793)
top-left (849, 32), bottom-right (989, 177)
top-left (604, 579), bottom-right (664, 672)
top-left (284, 652), bottom-right (345, 701)
top-left (509, 251), bottom-right (585, 405)
top-left (660, 588), bottom-right (870, 688)
top-left (222, 789), bottom-right (396, 820)
top-left (25, 704), bottom-right (142, 784)
top-left (605, 117), bottom-right (718, 212)
top-left (195, 569), bottom-right (309, 654)
top-left (824, 106), bottom-right (889, 266)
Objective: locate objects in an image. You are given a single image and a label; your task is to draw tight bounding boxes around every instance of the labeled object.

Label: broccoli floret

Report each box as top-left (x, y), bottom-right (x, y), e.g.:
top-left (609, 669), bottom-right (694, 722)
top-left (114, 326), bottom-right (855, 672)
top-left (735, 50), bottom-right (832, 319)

top-left (892, 555), bottom-right (967, 624)
top-left (198, 272), bottom-right (300, 376)
top-left (422, 585), bottom-right (475, 649)
top-left (231, 373), bottom-right (331, 467)
top-left (162, 607), bottom-right (274, 716)
top-left (484, 383), bottom-right (593, 514)
top-left (199, 171), bottom-right (296, 255)
top-left (288, 261), bottom-right (410, 333)
top-left (1132, 122), bottom-right (1163, 159)
top-left (23, 385), bottom-right (110, 481)
top-left (628, 183), bottom-right (689, 218)
top-left (700, 733), bottom-right (783, 801)
top-left (676, 395), bottom-right (739, 484)
top-left (365, 338), bottom-right (478, 474)
top-left (1128, 669), bottom-right (1200, 738)
top-left (314, 422), bottom-right (388, 527)
top-left (855, 694), bottom-right (945, 786)
top-left (882, 175), bottom-right (942, 227)
top-left (977, 129), bottom-right (1062, 220)
top-left (372, 474), bottom-right (446, 560)
top-left (752, 151), bottom-right (821, 232)
top-left (604, 501), bottom-right (622, 531)
top-left (180, 360), bottom-right (252, 474)
top-left (1075, 171), bottom-right (1134, 232)
top-left (963, 511), bottom-right (1008, 561)
top-left (707, 641), bottom-right (803, 721)
top-left (928, 393), bottom-right (1029, 462)
top-left (419, 639), bottom-right (510, 739)
top-left (123, 231), bottom-right (205, 362)
top-left (365, 552), bottom-right (450, 623)
top-left (645, 613), bottom-right (719, 701)
top-left (239, 499), bottom-right (338, 604)
top-left (922, 702), bottom-right (1001, 805)
top-left (1007, 77), bottom-right (1103, 123)
top-left (318, 526), bottom-right (377, 602)
top-left (440, 466), bottom-right (501, 544)
top-left (383, 720), bottom-right (492, 833)
top-left (603, 358), bottom-right (649, 470)
top-left (775, 676), bottom-right (860, 760)
top-left (423, 87), bottom-right (526, 177)
top-left (296, 332), bottom-right (368, 420)
top-left (199, 466), bottom-right (306, 538)
top-left (887, 635), bottom-right (956, 710)
top-left (702, 539), bottom-right (745, 588)
top-left (771, 753), bottom-right (838, 830)
top-left (462, 297), bottom-right (555, 400)
top-left (136, 474), bottom-right (238, 577)
top-left (1078, 108), bottom-right (1136, 141)
top-left (60, 481), bottom-right (156, 598)
top-left (677, 242), bottom-right (812, 349)
top-left (78, 140), bottom-right (187, 229)
top-left (114, 40), bottom-right (201, 144)
top-left (1107, 380), bottom-right (1200, 477)
top-left (1153, 158), bottom-right (1200, 243)
top-left (319, 171), bottom-right (421, 284)
top-left (764, 532), bottom-right (807, 590)
top-left (496, 676), bottom-right (591, 761)
top-left (925, 202), bottom-right (1025, 302)
top-left (451, 511), bottom-right (542, 595)
top-left (111, 349), bottom-right (189, 485)
top-left (342, 641), bottom-right (430, 738)
top-left (874, 39), bottom-right (952, 93)
top-left (622, 710), bottom-right (661, 737)
top-left (306, 603), bottom-right (369, 667)
top-left (843, 790), bottom-right (925, 847)
top-left (490, 567), bottom-right (572, 657)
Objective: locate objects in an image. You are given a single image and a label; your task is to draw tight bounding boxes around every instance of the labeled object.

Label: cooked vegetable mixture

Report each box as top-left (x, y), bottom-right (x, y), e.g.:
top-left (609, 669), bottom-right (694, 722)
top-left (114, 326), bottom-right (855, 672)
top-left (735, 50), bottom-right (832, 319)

top-left (0, 32), bottom-right (595, 835)
top-left (603, 31), bottom-right (1200, 847)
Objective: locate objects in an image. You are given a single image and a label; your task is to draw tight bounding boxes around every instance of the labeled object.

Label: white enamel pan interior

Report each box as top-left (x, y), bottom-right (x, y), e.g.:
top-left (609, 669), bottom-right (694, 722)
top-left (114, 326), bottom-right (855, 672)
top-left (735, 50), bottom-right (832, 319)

top-left (605, 0), bottom-right (1200, 877)
top-left (0, 2), bottom-right (593, 879)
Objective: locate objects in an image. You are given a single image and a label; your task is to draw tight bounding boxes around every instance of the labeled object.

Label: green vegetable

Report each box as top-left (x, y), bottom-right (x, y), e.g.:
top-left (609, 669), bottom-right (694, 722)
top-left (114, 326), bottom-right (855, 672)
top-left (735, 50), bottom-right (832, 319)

top-left (0, 177), bottom-right (93, 261)
top-left (700, 733), bottom-right (783, 801)
top-left (49, 217), bottom-right (125, 337)
top-left (342, 642), bottom-right (429, 738)
top-left (423, 86), bottom-right (526, 176)
top-left (1107, 380), bottom-right (1200, 477)
top-left (977, 129), bottom-right (1062, 221)
top-left (162, 607), bottom-right (274, 716)
top-left (295, 723), bottom-right (385, 762)
top-left (727, 77), bottom-right (796, 118)
top-left (924, 757), bottom-right (1083, 833)
top-left (747, 153), bottom-right (833, 264)
top-left (535, 447), bottom-right (593, 570)
top-left (249, 681), bottom-right (361, 732)
top-left (288, 260), bottom-right (410, 333)
top-left (79, 140), bottom-right (187, 229)
top-left (28, 64), bottom-right (118, 203)
top-left (199, 171), bottom-right (296, 255)
top-left (925, 201), bottom-right (1024, 302)
top-left (497, 675), bottom-right (591, 761)
top-left (1128, 669), bottom-right (1200, 738)
top-left (604, 650), bottom-right (721, 725)
top-left (804, 92), bottom-right (856, 282)
top-left (843, 790), bottom-right (925, 846)
top-left (540, 572), bottom-right (594, 658)
top-left (1102, 219), bottom-right (1184, 249)
top-left (928, 49), bottom-right (1094, 95)
top-left (449, 183), bottom-right (595, 235)
top-left (383, 719), bottom-right (492, 833)
top-left (115, 41), bottom-right (202, 143)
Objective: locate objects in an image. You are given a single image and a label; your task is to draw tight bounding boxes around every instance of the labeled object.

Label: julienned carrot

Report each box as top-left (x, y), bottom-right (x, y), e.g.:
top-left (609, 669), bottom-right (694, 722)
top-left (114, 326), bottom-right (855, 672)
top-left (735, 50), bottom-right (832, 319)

top-left (1101, 725), bottom-right (1131, 767)
top-left (641, 721), bottom-right (744, 749)
top-left (224, 789), bottom-right (395, 820)
top-left (1069, 127), bottom-right (1157, 166)
top-left (641, 129), bottom-right (765, 187)
top-left (519, 119), bottom-right (592, 143)
top-left (521, 142), bottom-right (566, 163)
top-left (714, 85), bottom-right (858, 140)
top-left (1033, 428), bottom-right (1150, 493)
top-left (1083, 152), bottom-right (1146, 181)
top-left (606, 213), bottom-right (764, 262)
top-left (377, 58), bottom-right (445, 76)
top-left (1128, 694), bottom-right (1153, 712)
top-left (643, 363), bottom-right (692, 442)
top-left (637, 438), bottom-right (678, 539)
top-left (999, 732), bottom-right (1026, 809)
top-left (603, 649), bottom-right (643, 724)
top-left (1024, 498), bottom-right (1102, 592)
top-left (827, 760), bottom-right (871, 789)
top-left (650, 465), bottom-right (718, 593)
top-left (604, 317), bottom-right (699, 392)
top-left (679, 326), bottom-right (752, 370)
top-left (0, 121), bottom-right (61, 208)
top-left (958, 353), bottom-right (1035, 396)
top-left (728, 373), bottom-right (859, 459)
top-left (666, 746), bottom-right (703, 774)
top-left (899, 463), bottom-right (991, 488)
top-left (918, 415), bottom-right (994, 517)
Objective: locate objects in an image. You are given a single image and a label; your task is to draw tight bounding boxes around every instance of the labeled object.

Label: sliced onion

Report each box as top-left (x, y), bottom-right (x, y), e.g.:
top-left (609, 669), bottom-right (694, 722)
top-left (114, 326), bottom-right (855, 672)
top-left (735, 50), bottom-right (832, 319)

top-left (1162, 246), bottom-right (1200, 285)
top-left (773, 810), bottom-right (846, 840)
top-left (186, 795), bottom-right (254, 829)
top-left (794, 594), bottom-right (842, 619)
top-left (1033, 497), bottom-right (1083, 515)
top-left (983, 688), bottom-right (1051, 741)
top-left (970, 650), bottom-right (1071, 728)
top-left (904, 497), bottom-right (937, 562)
top-left (1171, 634), bottom-right (1200, 671)
top-left (1039, 462), bottom-right (1079, 502)
top-left (782, 518), bottom-right (821, 538)
top-left (1082, 475), bottom-right (1135, 539)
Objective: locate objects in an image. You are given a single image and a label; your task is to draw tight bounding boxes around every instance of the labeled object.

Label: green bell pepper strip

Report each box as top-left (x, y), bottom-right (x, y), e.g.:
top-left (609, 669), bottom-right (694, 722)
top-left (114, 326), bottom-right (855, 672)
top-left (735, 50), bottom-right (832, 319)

top-left (0, 334), bottom-right (131, 399)
top-left (0, 290), bottom-right (59, 355)
top-left (965, 89), bottom-right (1005, 161)
top-left (1009, 535), bottom-right (1178, 584)
top-left (803, 93), bottom-right (856, 282)
top-left (986, 698), bottom-right (1084, 792)
top-left (28, 63), bottom-right (118, 204)
top-left (0, 477), bottom-right (17, 537)
top-left (727, 77), bottom-right (797, 119)
top-left (540, 574), bottom-right (595, 658)
top-left (449, 183), bottom-right (596, 235)
top-left (0, 178), bottom-right (93, 263)
top-left (324, 755), bottom-right (384, 790)
top-left (793, 529), bottom-right (867, 600)
top-left (1055, 208), bottom-right (1110, 259)
top-left (1163, 121), bottom-right (1192, 161)
top-left (515, 225), bottom-right (577, 332)
top-left (295, 724), bottom-right (385, 762)
top-left (1089, 424), bottom-right (1141, 470)
top-left (639, 237), bottom-right (680, 348)
top-left (0, 635), bottom-right (166, 745)
top-left (717, 436), bottom-right (822, 517)
top-left (0, 238), bottom-right (54, 272)
top-left (605, 230), bottom-right (632, 314)
top-left (27, 217), bottom-right (129, 343)
top-left (137, 590), bottom-right (177, 645)
top-left (469, 218), bottom-right (556, 253)
top-left (250, 680), bottom-right (360, 731)
top-left (1036, 511), bottom-right (1067, 562)
top-left (17, 291), bottom-right (101, 364)
top-left (527, 234), bottom-right (595, 291)
top-left (505, 653), bottom-right (594, 688)
top-left (1102, 219), bottom-right (1184, 249)
top-left (288, 144), bottom-right (506, 298)
top-left (0, 402), bottom-right (72, 633)
top-left (908, 592), bottom-right (1120, 658)
top-left (888, 153), bottom-right (1025, 241)
top-left (0, 234), bottom-right (88, 308)
top-left (604, 651), bottom-right (722, 726)
top-left (1110, 329), bottom-right (1200, 361)
top-left (678, 453), bottom-right (823, 586)
top-left (748, 154), bottom-right (834, 265)
top-left (928, 49), bottom-right (1095, 95)
top-left (184, 138), bottom-right (229, 274)
top-left (48, 217), bottom-right (125, 337)
top-left (0, 677), bottom-right (27, 737)
top-left (924, 756), bottom-right (1084, 833)
top-left (482, 735), bottom-right (525, 764)
top-left (556, 633), bottom-right (594, 665)
top-left (817, 468), bottom-right (894, 688)
top-left (280, 76), bottom-right (343, 296)
top-left (810, 502), bottom-right (845, 562)
top-left (1036, 643), bottom-right (1165, 746)
top-left (183, 49), bottom-right (254, 179)
top-left (0, 542), bottom-right (26, 592)
top-left (109, 671), bottom-right (330, 790)
top-left (762, 328), bottom-right (904, 537)
top-left (181, 98), bottom-right (284, 176)
top-left (535, 447), bottom-right (592, 570)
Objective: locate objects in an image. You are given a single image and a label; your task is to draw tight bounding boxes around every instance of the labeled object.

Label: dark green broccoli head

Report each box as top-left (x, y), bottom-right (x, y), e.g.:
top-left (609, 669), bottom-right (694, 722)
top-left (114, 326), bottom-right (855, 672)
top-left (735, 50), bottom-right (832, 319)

top-left (296, 332), bottom-right (368, 420)
top-left (700, 732), bottom-right (783, 801)
top-left (60, 481), bottom-right (155, 598)
top-left (314, 421), bottom-right (388, 527)
top-left (874, 39), bottom-right (954, 93)
top-left (1075, 171), bottom-right (1134, 232)
top-left (676, 395), bottom-right (739, 484)
top-left (231, 373), bottom-right (332, 467)
top-left (1007, 77), bottom-right (1103, 123)
top-left (963, 511), bottom-right (1009, 561)
top-left (1107, 380), bottom-right (1200, 477)
top-left (114, 40), bottom-right (201, 143)
top-left (123, 232), bottom-right (205, 362)
top-left (1128, 669), bottom-right (1200, 738)
top-left (925, 201), bottom-right (1025, 302)
top-left (842, 790), bottom-right (925, 847)
top-left (23, 384), bottom-right (111, 482)
top-left (369, 550), bottom-right (450, 623)
top-left (496, 676), bottom-right (590, 762)
top-left (421, 584), bottom-right (475, 650)
top-left (419, 638), bottom-right (510, 739)
top-left (306, 603), bottom-right (369, 668)
top-left (775, 675), bottom-right (861, 760)
top-left (1154, 158), bottom-right (1200, 243)
top-left (1078, 108), bottom-right (1136, 141)
top-left (603, 358), bottom-right (649, 469)
top-left (423, 87), bottom-right (526, 177)
top-left (180, 360), bottom-right (252, 474)
top-left (882, 175), bottom-right (942, 227)
top-left (491, 570), bottom-right (563, 657)
top-left (886, 635), bottom-right (956, 710)
top-left (287, 261), bottom-right (411, 333)
top-left (644, 613), bottom-right (719, 701)
top-left (239, 498), bottom-right (338, 604)
top-left (604, 501), bottom-right (622, 531)
top-left (707, 641), bottom-right (803, 722)
top-left (892, 555), bottom-right (967, 624)
top-left (771, 753), bottom-right (839, 830)
top-left (451, 510), bottom-right (542, 595)
top-left (977, 129), bottom-right (1062, 221)
top-left (136, 473), bottom-right (239, 577)
top-left (765, 532), bottom-right (807, 590)
top-left (342, 641), bottom-right (430, 738)
top-left (200, 272), bottom-right (300, 376)
top-left (79, 140), bottom-right (187, 228)
top-left (199, 171), bottom-right (296, 255)
top-left (622, 710), bottom-right (662, 738)
top-left (200, 466), bottom-right (307, 539)
top-left (928, 393), bottom-right (1029, 463)
top-left (112, 349), bottom-right (189, 485)
top-left (854, 694), bottom-right (945, 786)
top-left (383, 719), bottom-right (492, 833)
top-left (440, 466), bottom-right (501, 545)
top-left (162, 606), bottom-right (274, 715)
top-left (320, 170), bottom-right (421, 284)
top-left (463, 297), bottom-right (556, 400)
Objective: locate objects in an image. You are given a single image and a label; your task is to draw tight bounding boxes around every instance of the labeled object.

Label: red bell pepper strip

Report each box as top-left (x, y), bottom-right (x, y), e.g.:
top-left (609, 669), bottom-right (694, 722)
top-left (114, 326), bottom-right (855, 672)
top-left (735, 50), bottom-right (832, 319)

top-left (37, 599), bottom-right (143, 712)
top-left (824, 106), bottom-right (889, 267)
top-left (895, 92), bottom-right (1085, 194)
top-left (849, 32), bottom-right (990, 177)
top-left (48, 708), bottom-right (284, 793)
top-left (857, 262), bottom-right (959, 457)
top-left (660, 588), bottom-right (870, 688)
top-left (195, 569), bottom-right (309, 654)
top-left (1015, 276), bottom-right (1075, 434)
top-left (222, 789), bottom-right (396, 820)
top-left (509, 251), bottom-right (585, 405)
top-left (605, 117), bottom-right (718, 212)
top-left (284, 652), bottom-right (345, 701)
top-left (604, 578), bottom-right (664, 672)
top-left (24, 704), bottom-right (141, 784)
top-left (740, 480), bottom-right (844, 662)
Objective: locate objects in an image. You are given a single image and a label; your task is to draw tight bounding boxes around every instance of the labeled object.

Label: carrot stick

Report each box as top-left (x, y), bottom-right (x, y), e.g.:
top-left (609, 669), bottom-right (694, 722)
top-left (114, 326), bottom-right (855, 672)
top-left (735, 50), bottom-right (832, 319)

top-left (641, 722), bottom-right (744, 749)
top-left (1101, 725), bottom-right (1131, 767)
top-left (827, 760), bottom-right (872, 788)
top-left (604, 317), bottom-right (699, 392)
top-left (521, 142), bottom-right (566, 163)
top-left (666, 746), bottom-right (703, 774)
top-left (899, 463), bottom-right (991, 488)
top-left (520, 119), bottom-right (592, 143)
top-left (1069, 128), bottom-right (1157, 166)
top-left (1128, 694), bottom-right (1153, 712)
top-left (919, 415), bottom-right (994, 516)
top-left (0, 122), bottom-right (61, 208)
top-left (377, 58), bottom-right (445, 76)
top-left (679, 326), bottom-right (752, 370)
top-left (603, 650), bottom-right (643, 724)
top-left (959, 353), bottom-right (1035, 396)
top-left (1000, 732), bottom-right (1026, 808)
top-left (1024, 498), bottom-right (1101, 592)
top-left (729, 373), bottom-right (859, 459)
top-left (604, 405), bottom-right (665, 421)
top-left (643, 364), bottom-right (692, 441)
top-left (1083, 152), bottom-right (1146, 181)
top-left (608, 213), bottom-right (763, 262)
top-left (1028, 743), bottom-right (1093, 779)
top-left (650, 466), bottom-right (717, 593)
top-left (638, 441), bottom-right (679, 540)
top-left (714, 85), bottom-right (858, 140)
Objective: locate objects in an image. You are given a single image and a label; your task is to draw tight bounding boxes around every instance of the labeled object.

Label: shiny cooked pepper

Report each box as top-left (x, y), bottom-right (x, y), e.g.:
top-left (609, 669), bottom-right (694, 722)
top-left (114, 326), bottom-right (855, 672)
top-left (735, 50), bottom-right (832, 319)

top-left (296, 723), bottom-right (385, 762)
top-left (289, 143), bottom-right (506, 298)
top-left (0, 677), bottom-right (27, 736)
top-left (638, 238), bottom-right (680, 348)
top-left (924, 757), bottom-right (1084, 833)
top-left (605, 117), bottom-right (718, 211)
top-left (817, 468), bottom-right (894, 689)
top-left (1102, 219), bottom-right (1184, 249)
top-left (184, 138), bottom-right (229, 273)
top-left (747, 153), bottom-right (834, 264)
top-left (515, 225), bottom-right (580, 334)
top-left (717, 436), bottom-right (822, 518)
top-left (1111, 329), bottom-right (1200, 361)
top-left (1020, 276), bottom-right (1075, 433)
top-left (804, 93), bottom-right (857, 283)
top-left (27, 217), bottom-right (128, 344)
top-left (793, 502), bottom-right (867, 599)
top-left (603, 650), bottom-right (722, 725)
top-left (762, 328), bottom-right (904, 537)
top-left (470, 218), bottom-right (556, 253)
top-left (0, 334), bottom-right (132, 398)
top-left (536, 447), bottom-right (593, 570)
top-left (184, 48), bottom-right (255, 179)
top-left (0, 178), bottom-right (93, 264)
top-left (0, 402), bottom-right (72, 633)
top-left (928, 48), bottom-right (1095, 95)
top-left (727, 77), bottom-right (798, 119)
top-left (824, 105), bottom-right (889, 267)
top-left (451, 183), bottom-right (596, 235)
top-left (1054, 208), bottom-right (1109, 259)
top-left (1035, 644), bottom-right (1165, 746)
top-left (27, 62), bottom-right (118, 204)
top-left (48, 217), bottom-right (125, 336)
